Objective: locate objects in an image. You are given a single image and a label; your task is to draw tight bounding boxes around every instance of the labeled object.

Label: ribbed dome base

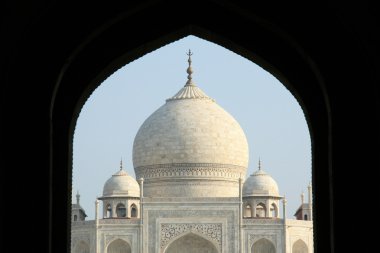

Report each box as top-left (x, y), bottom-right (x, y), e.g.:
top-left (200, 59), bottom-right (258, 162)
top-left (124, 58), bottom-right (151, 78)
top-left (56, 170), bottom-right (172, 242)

top-left (136, 163), bottom-right (246, 197)
top-left (143, 179), bottom-right (240, 197)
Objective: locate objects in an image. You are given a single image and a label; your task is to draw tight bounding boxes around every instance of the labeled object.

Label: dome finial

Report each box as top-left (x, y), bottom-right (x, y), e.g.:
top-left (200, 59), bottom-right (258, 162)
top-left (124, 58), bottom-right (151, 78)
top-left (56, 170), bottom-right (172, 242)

top-left (120, 158), bottom-right (123, 171)
top-left (185, 49), bottom-right (195, 86)
top-left (258, 157), bottom-right (262, 170)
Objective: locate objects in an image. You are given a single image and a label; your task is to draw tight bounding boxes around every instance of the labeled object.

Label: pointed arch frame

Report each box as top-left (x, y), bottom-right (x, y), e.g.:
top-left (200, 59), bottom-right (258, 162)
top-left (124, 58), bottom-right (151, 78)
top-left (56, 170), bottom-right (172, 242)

top-left (106, 238), bottom-right (132, 253)
top-left (162, 231), bottom-right (219, 253)
top-left (251, 238), bottom-right (276, 253)
top-left (50, 2), bottom-right (332, 252)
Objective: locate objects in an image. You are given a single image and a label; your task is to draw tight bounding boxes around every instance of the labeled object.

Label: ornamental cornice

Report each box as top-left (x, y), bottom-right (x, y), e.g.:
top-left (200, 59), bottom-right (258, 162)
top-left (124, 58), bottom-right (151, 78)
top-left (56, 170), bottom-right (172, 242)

top-left (99, 219), bottom-right (140, 225)
top-left (135, 163), bottom-right (246, 179)
top-left (243, 218), bottom-right (283, 225)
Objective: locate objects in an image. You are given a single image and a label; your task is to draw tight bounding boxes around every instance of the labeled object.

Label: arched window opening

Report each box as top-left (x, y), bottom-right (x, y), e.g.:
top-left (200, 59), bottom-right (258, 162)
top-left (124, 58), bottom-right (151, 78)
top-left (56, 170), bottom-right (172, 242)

top-left (107, 239), bottom-right (131, 253)
top-left (271, 203), bottom-right (278, 218)
top-left (130, 204), bottom-right (137, 218)
top-left (106, 204), bottom-right (112, 218)
top-left (292, 239), bottom-right (308, 253)
top-left (116, 203), bottom-right (126, 218)
top-left (304, 214), bottom-right (308, 220)
top-left (164, 233), bottom-right (218, 253)
top-left (256, 203), bottom-right (266, 217)
top-left (74, 215), bottom-right (77, 221)
top-left (244, 204), bottom-right (252, 218)
top-left (252, 238), bottom-right (275, 253)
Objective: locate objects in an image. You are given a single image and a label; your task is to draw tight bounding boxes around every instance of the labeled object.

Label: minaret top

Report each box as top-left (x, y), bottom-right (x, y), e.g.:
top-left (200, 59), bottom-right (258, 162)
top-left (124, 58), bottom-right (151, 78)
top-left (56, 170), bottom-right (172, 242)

top-left (114, 159), bottom-right (127, 176)
top-left (76, 191), bottom-right (80, 205)
top-left (250, 158), bottom-right (268, 176)
top-left (185, 49), bottom-right (194, 86)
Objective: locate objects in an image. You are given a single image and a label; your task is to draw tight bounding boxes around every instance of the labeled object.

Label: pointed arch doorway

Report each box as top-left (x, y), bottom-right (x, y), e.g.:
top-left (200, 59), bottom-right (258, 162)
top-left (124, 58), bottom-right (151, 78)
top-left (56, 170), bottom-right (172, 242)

top-left (164, 233), bottom-right (218, 253)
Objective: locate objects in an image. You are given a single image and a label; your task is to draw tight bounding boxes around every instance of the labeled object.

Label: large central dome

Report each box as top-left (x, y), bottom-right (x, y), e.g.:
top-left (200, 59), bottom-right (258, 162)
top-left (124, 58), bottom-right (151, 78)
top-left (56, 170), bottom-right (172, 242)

top-left (133, 52), bottom-right (249, 197)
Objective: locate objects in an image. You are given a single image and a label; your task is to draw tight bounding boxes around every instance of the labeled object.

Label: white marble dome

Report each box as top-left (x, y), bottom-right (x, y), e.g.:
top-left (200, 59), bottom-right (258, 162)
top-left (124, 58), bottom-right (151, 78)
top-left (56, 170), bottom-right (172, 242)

top-left (243, 167), bottom-right (280, 197)
top-left (103, 168), bottom-right (140, 197)
top-left (133, 92), bottom-right (249, 168)
top-left (132, 56), bottom-right (249, 197)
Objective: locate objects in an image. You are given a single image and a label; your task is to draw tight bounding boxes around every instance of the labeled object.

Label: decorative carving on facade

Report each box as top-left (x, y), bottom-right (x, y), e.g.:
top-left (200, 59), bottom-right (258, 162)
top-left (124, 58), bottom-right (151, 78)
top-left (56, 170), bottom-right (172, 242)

top-left (150, 209), bottom-right (233, 218)
top-left (160, 223), bottom-right (222, 251)
top-left (243, 219), bottom-right (283, 225)
top-left (136, 163), bottom-right (246, 179)
top-left (99, 219), bottom-right (140, 225)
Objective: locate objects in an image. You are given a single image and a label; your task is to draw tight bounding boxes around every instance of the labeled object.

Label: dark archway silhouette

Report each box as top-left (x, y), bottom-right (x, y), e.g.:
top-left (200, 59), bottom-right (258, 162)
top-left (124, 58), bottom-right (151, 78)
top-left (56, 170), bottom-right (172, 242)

top-left (52, 11), bottom-right (330, 253)
top-left (4, 2), bottom-right (379, 253)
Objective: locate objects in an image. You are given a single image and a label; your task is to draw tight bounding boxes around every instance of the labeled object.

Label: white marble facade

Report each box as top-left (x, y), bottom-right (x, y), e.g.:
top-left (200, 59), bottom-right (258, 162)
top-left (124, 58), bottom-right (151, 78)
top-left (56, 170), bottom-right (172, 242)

top-left (72, 53), bottom-right (313, 253)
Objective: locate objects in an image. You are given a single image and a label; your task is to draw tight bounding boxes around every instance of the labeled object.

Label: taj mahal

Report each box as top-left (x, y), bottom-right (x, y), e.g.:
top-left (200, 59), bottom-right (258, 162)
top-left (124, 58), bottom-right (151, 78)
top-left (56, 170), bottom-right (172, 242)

top-left (71, 51), bottom-right (314, 253)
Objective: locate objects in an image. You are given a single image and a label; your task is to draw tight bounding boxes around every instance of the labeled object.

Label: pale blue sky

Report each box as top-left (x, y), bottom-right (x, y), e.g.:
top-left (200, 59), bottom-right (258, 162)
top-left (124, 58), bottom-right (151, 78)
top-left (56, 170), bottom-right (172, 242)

top-left (72, 35), bottom-right (311, 219)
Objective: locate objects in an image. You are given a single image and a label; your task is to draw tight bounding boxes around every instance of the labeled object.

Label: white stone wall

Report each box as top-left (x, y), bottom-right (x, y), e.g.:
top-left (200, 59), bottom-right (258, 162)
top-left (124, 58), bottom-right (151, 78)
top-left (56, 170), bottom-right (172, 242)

top-left (71, 221), bottom-right (95, 253)
top-left (285, 220), bottom-right (313, 253)
top-left (71, 203), bottom-right (313, 253)
top-left (243, 219), bottom-right (284, 253)
top-left (98, 224), bottom-right (140, 253)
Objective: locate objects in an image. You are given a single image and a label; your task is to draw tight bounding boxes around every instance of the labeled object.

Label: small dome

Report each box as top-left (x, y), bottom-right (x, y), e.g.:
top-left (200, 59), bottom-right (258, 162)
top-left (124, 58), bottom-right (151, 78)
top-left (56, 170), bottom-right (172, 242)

top-left (103, 169), bottom-right (140, 197)
top-left (243, 167), bottom-right (280, 197)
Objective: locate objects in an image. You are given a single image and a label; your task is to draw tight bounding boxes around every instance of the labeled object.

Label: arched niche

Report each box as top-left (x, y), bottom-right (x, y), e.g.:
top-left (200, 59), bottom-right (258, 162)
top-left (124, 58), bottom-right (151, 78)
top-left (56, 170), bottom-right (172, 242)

top-left (107, 239), bottom-right (131, 253)
top-left (251, 238), bottom-right (275, 253)
top-left (292, 239), bottom-right (308, 253)
top-left (244, 203), bottom-right (252, 218)
top-left (271, 203), bottom-right (278, 218)
top-left (164, 232), bottom-right (218, 253)
top-left (130, 204), bottom-right (138, 218)
top-left (256, 203), bottom-right (267, 217)
top-left (116, 203), bottom-right (126, 218)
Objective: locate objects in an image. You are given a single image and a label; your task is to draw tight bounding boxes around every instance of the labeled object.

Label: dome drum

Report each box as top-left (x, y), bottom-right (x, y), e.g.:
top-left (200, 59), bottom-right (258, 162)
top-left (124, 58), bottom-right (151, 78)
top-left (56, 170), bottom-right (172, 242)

top-left (142, 179), bottom-right (241, 197)
top-left (135, 163), bottom-right (246, 197)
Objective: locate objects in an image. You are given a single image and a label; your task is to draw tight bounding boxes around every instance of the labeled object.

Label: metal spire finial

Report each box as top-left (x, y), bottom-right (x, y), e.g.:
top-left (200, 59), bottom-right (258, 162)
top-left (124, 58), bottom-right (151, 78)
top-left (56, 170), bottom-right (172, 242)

top-left (185, 49), bottom-right (194, 86)
top-left (120, 158), bottom-right (123, 171)
top-left (258, 157), bottom-right (262, 170)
